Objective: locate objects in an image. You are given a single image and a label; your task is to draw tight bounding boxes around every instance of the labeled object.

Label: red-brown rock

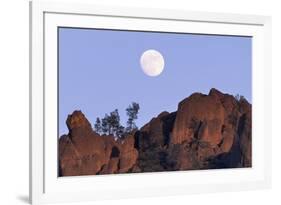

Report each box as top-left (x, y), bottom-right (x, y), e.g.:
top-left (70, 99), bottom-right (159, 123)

top-left (59, 88), bottom-right (252, 176)
top-left (59, 111), bottom-right (138, 176)
top-left (171, 92), bottom-right (225, 146)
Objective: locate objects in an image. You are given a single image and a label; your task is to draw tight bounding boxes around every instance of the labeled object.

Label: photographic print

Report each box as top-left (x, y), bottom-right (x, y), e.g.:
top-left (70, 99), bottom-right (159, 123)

top-left (58, 28), bottom-right (252, 177)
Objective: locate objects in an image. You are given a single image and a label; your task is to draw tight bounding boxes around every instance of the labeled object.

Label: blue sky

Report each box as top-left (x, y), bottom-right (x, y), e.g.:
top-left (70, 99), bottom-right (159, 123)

top-left (59, 28), bottom-right (252, 136)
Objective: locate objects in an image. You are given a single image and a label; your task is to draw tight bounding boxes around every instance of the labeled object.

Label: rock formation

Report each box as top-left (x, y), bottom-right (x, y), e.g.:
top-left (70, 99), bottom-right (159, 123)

top-left (59, 88), bottom-right (252, 176)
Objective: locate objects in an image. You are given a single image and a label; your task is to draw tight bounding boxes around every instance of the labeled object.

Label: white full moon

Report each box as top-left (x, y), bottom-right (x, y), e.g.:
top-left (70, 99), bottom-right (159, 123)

top-left (140, 49), bottom-right (165, 77)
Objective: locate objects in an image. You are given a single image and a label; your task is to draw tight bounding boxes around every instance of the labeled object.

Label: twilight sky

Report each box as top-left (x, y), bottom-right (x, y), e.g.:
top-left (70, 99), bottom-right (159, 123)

top-left (58, 28), bottom-right (252, 136)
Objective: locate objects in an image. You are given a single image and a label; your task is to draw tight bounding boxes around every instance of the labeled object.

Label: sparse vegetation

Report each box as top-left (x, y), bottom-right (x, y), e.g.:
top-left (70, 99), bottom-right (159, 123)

top-left (235, 94), bottom-right (245, 101)
top-left (94, 102), bottom-right (140, 138)
top-left (126, 102), bottom-right (140, 133)
top-left (94, 117), bottom-right (102, 134)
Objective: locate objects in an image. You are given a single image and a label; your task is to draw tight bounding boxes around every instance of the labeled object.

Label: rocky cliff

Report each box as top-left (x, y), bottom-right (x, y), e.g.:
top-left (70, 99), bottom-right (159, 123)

top-left (59, 88), bottom-right (251, 176)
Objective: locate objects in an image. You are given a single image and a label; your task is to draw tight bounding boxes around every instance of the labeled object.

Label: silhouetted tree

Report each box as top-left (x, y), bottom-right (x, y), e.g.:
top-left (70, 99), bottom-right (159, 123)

top-left (116, 125), bottom-right (125, 138)
top-left (235, 94), bottom-right (245, 102)
top-left (126, 102), bottom-right (140, 132)
top-left (101, 109), bottom-right (122, 136)
top-left (109, 109), bottom-right (121, 136)
top-left (97, 102), bottom-right (140, 137)
top-left (94, 117), bottom-right (102, 134)
top-left (101, 114), bottom-right (110, 135)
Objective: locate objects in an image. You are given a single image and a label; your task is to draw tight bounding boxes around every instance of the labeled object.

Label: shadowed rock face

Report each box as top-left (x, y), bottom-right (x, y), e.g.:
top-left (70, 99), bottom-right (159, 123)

top-left (59, 88), bottom-right (252, 176)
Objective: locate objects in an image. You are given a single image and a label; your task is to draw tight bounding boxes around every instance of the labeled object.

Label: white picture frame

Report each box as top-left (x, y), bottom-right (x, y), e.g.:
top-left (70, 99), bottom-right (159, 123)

top-left (29, 1), bottom-right (272, 204)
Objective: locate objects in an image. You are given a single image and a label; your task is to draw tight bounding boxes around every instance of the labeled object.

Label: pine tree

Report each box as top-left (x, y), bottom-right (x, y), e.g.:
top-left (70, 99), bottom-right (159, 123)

top-left (97, 102), bottom-right (140, 137)
top-left (126, 102), bottom-right (140, 132)
top-left (101, 114), bottom-right (110, 135)
top-left (94, 117), bottom-right (102, 134)
top-left (116, 125), bottom-right (125, 138)
top-left (109, 109), bottom-right (121, 136)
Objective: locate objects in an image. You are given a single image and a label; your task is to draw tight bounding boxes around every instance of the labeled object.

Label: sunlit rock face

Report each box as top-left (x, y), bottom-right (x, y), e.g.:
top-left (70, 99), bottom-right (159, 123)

top-left (59, 88), bottom-right (252, 177)
top-left (171, 91), bottom-right (226, 146)
top-left (59, 111), bottom-right (139, 176)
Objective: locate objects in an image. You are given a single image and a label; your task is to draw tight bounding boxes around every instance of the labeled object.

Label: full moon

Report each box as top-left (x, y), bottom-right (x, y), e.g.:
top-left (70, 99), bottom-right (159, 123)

top-left (140, 49), bottom-right (165, 77)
